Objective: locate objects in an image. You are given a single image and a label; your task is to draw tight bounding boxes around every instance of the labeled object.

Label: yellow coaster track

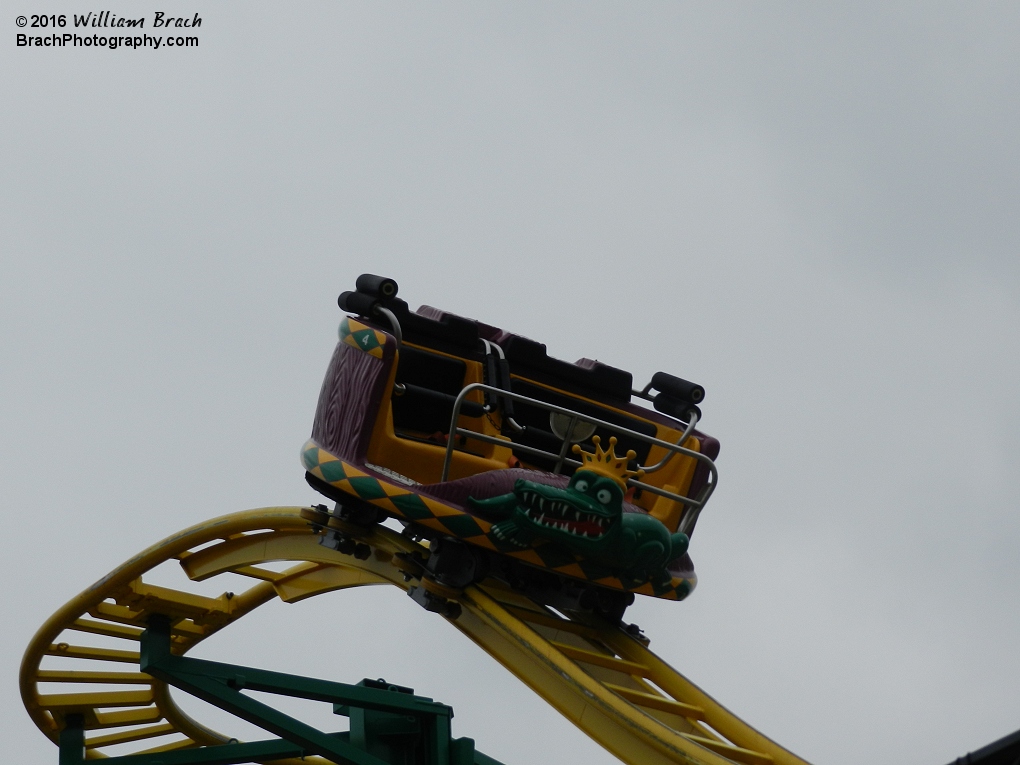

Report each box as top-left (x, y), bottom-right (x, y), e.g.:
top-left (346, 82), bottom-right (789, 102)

top-left (20, 507), bottom-right (811, 765)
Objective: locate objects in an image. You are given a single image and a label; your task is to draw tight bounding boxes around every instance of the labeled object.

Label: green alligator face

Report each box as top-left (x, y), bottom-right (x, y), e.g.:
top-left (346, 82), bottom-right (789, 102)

top-left (510, 471), bottom-right (623, 551)
top-left (467, 469), bottom-right (689, 587)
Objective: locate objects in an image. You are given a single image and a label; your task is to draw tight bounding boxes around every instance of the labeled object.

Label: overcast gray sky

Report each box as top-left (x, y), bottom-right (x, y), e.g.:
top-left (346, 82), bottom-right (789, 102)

top-left (3, 3), bottom-right (1019, 764)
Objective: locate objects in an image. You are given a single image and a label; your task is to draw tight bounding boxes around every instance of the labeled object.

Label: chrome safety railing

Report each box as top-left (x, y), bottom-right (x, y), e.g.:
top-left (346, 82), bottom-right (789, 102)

top-left (439, 383), bottom-right (717, 536)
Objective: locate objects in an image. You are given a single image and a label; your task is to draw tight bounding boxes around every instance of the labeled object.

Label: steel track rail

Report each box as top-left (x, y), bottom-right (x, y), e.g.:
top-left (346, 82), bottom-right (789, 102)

top-left (21, 507), bottom-right (811, 765)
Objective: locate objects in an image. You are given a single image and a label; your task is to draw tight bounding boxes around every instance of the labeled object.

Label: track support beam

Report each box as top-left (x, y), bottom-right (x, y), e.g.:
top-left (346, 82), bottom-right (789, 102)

top-left (56, 614), bottom-right (501, 765)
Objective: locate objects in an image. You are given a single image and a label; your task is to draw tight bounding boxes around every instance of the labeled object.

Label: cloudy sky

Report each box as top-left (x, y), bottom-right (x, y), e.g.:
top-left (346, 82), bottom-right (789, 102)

top-left (2, 3), bottom-right (1018, 764)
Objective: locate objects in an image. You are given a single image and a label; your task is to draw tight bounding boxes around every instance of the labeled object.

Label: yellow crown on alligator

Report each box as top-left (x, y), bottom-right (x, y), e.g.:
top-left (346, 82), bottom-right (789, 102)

top-left (572, 436), bottom-right (644, 489)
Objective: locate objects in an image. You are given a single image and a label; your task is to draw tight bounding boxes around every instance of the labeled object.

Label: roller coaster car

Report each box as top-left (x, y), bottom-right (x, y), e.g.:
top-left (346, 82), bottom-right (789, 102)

top-left (302, 275), bottom-right (719, 620)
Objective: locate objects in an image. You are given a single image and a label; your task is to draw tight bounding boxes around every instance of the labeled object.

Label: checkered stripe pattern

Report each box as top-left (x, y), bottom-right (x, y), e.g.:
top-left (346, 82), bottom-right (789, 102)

top-left (303, 440), bottom-right (497, 545)
top-left (338, 317), bottom-right (387, 358)
top-left (301, 440), bottom-right (695, 600)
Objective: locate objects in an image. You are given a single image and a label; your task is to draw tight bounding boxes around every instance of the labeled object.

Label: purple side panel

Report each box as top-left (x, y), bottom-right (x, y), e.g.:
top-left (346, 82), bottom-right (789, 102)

top-left (415, 304), bottom-right (503, 341)
top-left (311, 340), bottom-right (393, 462)
top-left (413, 305), bottom-right (445, 321)
top-left (668, 552), bottom-right (695, 578)
top-left (422, 468), bottom-right (565, 507)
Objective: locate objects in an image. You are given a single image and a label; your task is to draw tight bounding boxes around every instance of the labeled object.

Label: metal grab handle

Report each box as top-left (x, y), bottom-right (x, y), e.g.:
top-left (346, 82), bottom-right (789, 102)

top-left (375, 306), bottom-right (402, 348)
top-left (640, 410), bottom-right (698, 473)
top-left (438, 383), bottom-right (717, 528)
top-left (480, 339), bottom-right (524, 432)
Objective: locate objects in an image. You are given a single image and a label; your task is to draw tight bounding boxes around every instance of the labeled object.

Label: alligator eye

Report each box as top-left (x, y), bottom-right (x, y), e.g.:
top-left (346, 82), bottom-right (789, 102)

top-left (596, 489), bottom-right (612, 505)
top-left (574, 479), bottom-right (589, 492)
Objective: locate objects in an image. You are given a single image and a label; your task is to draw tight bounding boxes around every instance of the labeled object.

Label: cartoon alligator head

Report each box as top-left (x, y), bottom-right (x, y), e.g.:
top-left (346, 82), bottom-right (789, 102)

top-left (476, 470), bottom-right (625, 549)
top-left (467, 437), bottom-right (689, 587)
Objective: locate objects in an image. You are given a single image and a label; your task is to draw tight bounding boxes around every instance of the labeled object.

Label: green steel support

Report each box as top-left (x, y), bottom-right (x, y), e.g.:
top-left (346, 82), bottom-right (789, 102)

top-left (58, 715), bottom-right (85, 765)
top-left (56, 615), bottom-right (503, 765)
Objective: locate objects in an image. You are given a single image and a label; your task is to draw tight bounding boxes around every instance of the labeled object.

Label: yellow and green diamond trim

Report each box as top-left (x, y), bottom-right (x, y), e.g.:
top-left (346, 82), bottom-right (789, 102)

top-left (301, 440), bottom-right (695, 600)
top-left (339, 317), bottom-right (387, 358)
